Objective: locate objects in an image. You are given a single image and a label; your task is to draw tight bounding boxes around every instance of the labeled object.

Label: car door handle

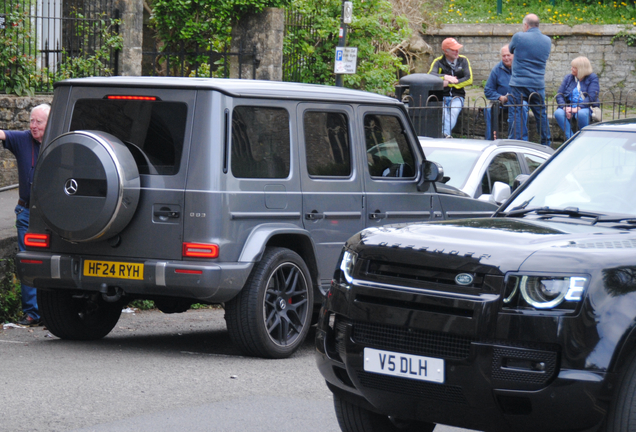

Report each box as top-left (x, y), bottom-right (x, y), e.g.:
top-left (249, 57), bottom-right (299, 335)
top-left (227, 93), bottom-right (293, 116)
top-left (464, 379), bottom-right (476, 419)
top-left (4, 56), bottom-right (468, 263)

top-left (305, 212), bottom-right (325, 221)
top-left (369, 211), bottom-right (386, 220)
top-left (154, 210), bottom-right (180, 219)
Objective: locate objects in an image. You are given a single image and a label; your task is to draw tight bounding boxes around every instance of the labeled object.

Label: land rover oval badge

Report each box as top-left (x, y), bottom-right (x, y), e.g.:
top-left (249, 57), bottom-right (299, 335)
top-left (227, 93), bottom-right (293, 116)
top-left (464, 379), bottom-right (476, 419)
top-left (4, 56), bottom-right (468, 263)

top-left (455, 273), bottom-right (473, 285)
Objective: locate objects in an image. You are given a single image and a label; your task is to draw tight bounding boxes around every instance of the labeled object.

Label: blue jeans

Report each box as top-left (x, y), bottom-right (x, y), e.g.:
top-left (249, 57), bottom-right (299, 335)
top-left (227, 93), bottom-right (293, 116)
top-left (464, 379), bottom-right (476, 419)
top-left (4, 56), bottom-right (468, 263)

top-left (510, 86), bottom-right (552, 146)
top-left (554, 107), bottom-right (591, 140)
top-left (443, 96), bottom-right (464, 137)
top-left (15, 204), bottom-right (39, 320)
top-left (485, 101), bottom-right (528, 140)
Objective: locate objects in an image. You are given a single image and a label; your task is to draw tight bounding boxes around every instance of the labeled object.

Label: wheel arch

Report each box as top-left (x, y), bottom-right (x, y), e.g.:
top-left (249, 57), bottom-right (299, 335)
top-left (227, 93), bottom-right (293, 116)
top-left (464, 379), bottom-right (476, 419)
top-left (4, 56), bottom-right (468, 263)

top-left (609, 323), bottom-right (636, 374)
top-left (238, 223), bottom-right (320, 291)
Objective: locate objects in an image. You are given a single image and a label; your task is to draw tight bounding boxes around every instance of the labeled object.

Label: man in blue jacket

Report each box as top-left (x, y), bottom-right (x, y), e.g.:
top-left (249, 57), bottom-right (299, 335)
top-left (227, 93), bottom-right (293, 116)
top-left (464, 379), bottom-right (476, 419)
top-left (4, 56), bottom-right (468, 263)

top-left (484, 44), bottom-right (528, 140)
top-left (0, 104), bottom-right (50, 326)
top-left (509, 14), bottom-right (552, 146)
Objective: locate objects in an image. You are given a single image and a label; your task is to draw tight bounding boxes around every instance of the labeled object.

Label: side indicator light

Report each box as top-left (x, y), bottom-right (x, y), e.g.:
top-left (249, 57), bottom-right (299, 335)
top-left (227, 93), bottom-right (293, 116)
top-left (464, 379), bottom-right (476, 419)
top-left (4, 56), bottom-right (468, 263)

top-left (24, 233), bottom-right (50, 248)
top-left (106, 95), bottom-right (158, 101)
top-left (182, 243), bottom-right (219, 259)
top-left (175, 269), bottom-right (203, 275)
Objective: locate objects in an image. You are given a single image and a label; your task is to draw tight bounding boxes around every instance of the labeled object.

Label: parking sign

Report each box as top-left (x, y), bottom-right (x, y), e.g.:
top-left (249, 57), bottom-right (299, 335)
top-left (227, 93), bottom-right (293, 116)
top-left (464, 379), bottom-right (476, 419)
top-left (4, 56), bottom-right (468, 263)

top-left (334, 47), bottom-right (357, 74)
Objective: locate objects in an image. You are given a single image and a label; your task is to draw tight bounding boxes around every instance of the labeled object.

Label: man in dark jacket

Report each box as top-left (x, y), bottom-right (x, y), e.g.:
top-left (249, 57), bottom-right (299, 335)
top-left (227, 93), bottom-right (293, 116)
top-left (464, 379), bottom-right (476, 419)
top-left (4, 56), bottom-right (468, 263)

top-left (509, 13), bottom-right (552, 146)
top-left (428, 37), bottom-right (473, 138)
top-left (484, 44), bottom-right (528, 140)
top-left (0, 104), bottom-right (50, 326)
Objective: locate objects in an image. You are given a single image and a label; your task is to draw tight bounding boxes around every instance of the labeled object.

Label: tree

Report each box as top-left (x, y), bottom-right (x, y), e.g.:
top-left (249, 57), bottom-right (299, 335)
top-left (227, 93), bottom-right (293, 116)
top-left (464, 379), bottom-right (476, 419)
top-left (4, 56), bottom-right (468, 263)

top-left (285, 0), bottom-right (426, 94)
top-left (150, 0), bottom-right (290, 52)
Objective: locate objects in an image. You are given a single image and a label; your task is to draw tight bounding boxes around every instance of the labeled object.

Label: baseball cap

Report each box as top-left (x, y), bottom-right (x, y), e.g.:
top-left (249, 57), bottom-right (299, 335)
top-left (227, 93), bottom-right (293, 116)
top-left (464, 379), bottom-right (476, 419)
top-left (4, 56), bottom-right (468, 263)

top-left (442, 38), bottom-right (463, 51)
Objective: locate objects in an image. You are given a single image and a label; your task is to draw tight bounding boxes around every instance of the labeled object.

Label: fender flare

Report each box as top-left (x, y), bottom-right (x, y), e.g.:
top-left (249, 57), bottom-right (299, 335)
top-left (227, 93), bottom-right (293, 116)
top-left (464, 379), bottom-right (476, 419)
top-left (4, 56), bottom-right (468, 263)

top-left (238, 223), bottom-right (321, 291)
top-left (238, 223), bottom-right (316, 261)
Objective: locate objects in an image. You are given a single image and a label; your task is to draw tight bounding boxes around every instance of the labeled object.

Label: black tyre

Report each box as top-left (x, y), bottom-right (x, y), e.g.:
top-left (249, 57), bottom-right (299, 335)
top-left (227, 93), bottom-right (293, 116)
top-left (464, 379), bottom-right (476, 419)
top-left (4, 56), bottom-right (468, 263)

top-left (334, 394), bottom-right (436, 432)
top-left (32, 130), bottom-right (140, 242)
top-left (604, 352), bottom-right (636, 431)
top-left (225, 247), bottom-right (313, 359)
top-left (38, 289), bottom-right (122, 340)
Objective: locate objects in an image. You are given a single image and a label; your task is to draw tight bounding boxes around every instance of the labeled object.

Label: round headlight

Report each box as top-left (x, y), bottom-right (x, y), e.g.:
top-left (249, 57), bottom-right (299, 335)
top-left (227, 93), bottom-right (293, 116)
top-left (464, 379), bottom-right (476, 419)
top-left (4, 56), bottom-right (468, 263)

top-left (520, 276), bottom-right (569, 309)
top-left (339, 251), bottom-right (357, 285)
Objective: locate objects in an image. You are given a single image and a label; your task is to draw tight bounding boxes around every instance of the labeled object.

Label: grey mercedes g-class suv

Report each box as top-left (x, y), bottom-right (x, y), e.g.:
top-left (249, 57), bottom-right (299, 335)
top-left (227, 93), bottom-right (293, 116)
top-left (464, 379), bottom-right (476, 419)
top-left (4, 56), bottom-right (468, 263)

top-left (17, 77), bottom-right (496, 358)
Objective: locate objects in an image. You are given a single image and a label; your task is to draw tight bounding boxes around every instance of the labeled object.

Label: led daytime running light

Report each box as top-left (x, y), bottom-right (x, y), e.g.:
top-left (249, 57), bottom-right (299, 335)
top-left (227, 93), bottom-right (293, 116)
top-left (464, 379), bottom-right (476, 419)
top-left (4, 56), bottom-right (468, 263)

top-left (340, 251), bottom-right (357, 285)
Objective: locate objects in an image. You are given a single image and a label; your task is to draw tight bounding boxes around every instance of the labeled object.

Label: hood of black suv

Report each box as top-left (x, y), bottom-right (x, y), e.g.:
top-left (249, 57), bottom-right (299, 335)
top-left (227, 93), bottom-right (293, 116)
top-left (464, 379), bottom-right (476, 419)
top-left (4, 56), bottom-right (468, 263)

top-left (348, 217), bottom-right (636, 276)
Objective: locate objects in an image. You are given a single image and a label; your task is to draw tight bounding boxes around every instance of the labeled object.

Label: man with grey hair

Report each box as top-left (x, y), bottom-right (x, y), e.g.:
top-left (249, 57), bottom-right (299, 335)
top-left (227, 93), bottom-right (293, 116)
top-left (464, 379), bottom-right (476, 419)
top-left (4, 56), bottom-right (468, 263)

top-left (509, 13), bottom-right (552, 146)
top-left (0, 103), bottom-right (51, 326)
top-left (484, 44), bottom-right (528, 140)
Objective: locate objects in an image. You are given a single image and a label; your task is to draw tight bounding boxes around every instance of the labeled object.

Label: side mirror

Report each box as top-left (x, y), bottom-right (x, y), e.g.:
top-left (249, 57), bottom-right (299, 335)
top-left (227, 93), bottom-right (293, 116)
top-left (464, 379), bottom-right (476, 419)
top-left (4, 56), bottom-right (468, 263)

top-left (477, 182), bottom-right (512, 205)
top-left (513, 174), bottom-right (530, 191)
top-left (417, 160), bottom-right (444, 191)
top-left (492, 181), bottom-right (512, 205)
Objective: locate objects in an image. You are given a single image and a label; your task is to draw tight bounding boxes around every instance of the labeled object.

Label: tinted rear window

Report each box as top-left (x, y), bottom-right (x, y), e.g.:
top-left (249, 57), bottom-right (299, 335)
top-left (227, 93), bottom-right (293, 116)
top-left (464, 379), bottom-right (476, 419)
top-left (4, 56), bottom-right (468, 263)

top-left (70, 99), bottom-right (188, 175)
top-left (231, 106), bottom-right (290, 179)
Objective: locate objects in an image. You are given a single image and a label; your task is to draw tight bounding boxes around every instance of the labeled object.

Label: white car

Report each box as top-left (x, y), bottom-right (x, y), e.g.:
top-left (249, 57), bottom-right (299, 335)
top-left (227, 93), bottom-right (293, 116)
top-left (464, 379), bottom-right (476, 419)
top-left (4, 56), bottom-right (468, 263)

top-left (420, 138), bottom-right (554, 203)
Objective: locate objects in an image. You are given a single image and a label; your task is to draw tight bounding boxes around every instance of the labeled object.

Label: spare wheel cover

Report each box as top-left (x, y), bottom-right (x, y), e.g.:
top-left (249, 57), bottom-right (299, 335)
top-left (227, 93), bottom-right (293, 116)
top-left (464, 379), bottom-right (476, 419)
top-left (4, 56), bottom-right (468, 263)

top-left (33, 130), bottom-right (140, 242)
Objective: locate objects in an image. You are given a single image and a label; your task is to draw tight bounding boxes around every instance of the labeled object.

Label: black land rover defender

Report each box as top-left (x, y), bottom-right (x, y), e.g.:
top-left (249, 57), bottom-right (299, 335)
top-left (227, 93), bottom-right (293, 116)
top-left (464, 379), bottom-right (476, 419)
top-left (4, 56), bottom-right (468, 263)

top-left (317, 119), bottom-right (636, 431)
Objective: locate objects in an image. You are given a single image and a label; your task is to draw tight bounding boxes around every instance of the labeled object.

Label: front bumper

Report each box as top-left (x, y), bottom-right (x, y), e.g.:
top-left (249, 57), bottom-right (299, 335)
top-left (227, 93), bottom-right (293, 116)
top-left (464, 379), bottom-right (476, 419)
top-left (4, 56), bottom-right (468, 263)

top-left (17, 251), bottom-right (253, 302)
top-left (315, 283), bottom-right (617, 432)
top-left (316, 318), bottom-right (615, 432)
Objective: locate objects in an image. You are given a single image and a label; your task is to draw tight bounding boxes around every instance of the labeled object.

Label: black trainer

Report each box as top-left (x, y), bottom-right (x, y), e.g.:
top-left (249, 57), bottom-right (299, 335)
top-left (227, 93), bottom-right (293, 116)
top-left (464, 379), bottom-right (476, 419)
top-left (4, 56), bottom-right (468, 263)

top-left (17, 315), bottom-right (42, 327)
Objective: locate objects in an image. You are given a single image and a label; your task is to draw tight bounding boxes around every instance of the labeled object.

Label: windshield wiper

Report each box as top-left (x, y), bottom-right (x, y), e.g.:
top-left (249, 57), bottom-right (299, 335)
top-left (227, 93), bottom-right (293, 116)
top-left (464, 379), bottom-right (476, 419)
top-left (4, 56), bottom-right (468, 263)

top-left (503, 206), bottom-right (603, 220)
top-left (595, 216), bottom-right (636, 225)
top-left (506, 198), bottom-right (534, 213)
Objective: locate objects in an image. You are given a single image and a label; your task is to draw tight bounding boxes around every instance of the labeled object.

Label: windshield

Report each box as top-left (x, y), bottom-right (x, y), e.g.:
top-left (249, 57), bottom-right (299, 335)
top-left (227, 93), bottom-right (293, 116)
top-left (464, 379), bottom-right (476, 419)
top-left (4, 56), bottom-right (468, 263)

top-left (422, 146), bottom-right (481, 189)
top-left (503, 130), bottom-right (636, 216)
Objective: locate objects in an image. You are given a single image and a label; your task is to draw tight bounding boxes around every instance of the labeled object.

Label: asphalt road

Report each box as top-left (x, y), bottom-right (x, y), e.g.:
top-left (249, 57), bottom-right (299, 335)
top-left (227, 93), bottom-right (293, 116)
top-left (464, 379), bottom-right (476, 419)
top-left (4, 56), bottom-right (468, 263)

top-left (0, 308), bottom-right (475, 432)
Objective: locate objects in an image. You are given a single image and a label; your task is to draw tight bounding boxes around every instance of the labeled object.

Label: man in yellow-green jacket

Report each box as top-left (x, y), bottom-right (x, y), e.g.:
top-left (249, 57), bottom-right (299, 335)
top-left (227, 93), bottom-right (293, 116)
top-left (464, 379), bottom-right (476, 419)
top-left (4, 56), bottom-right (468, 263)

top-left (428, 38), bottom-right (473, 138)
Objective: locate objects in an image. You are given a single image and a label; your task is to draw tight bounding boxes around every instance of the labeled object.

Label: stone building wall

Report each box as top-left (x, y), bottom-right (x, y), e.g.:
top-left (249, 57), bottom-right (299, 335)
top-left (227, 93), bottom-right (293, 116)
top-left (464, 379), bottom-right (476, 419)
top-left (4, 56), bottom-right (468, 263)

top-left (420, 24), bottom-right (636, 96)
top-left (230, 8), bottom-right (285, 81)
top-left (0, 96), bottom-right (53, 189)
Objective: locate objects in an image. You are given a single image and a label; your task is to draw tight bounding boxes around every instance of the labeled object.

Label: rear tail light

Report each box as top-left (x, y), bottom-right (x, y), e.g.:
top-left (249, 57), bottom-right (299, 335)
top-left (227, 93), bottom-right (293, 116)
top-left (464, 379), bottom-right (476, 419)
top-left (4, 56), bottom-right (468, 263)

top-left (24, 233), bottom-right (50, 248)
top-left (106, 95), bottom-right (158, 101)
top-left (182, 242), bottom-right (219, 258)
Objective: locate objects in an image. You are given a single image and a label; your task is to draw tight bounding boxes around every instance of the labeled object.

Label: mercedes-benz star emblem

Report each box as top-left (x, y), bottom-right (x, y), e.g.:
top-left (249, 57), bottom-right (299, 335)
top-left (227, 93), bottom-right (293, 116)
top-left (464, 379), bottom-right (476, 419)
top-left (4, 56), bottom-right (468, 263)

top-left (64, 179), bottom-right (78, 196)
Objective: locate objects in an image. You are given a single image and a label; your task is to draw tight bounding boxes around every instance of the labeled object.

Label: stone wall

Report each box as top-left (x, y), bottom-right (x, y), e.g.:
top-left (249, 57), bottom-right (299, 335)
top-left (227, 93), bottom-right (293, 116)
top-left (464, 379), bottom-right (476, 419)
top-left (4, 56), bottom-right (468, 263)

top-left (230, 8), bottom-right (284, 81)
top-left (420, 24), bottom-right (636, 95)
top-left (0, 96), bottom-right (53, 189)
top-left (115, 0), bottom-right (144, 76)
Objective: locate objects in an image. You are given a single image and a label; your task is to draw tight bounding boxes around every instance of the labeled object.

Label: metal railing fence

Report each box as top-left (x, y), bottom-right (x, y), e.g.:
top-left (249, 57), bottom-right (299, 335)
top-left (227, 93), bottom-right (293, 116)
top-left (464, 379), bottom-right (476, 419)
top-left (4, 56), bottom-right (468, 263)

top-left (283, 8), bottom-right (316, 83)
top-left (141, 42), bottom-right (259, 79)
top-left (1, 0), bottom-right (118, 93)
top-left (405, 90), bottom-right (636, 145)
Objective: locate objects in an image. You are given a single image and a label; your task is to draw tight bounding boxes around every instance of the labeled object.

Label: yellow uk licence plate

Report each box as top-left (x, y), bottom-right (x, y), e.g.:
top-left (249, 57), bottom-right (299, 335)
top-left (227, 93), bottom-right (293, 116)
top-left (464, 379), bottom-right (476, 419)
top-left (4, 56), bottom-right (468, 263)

top-left (83, 260), bottom-right (144, 280)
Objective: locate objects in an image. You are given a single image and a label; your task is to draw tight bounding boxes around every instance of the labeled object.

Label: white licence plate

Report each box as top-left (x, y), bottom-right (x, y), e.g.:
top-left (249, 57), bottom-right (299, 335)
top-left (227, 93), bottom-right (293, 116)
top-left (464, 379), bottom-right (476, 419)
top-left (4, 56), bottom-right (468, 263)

top-left (363, 347), bottom-right (445, 383)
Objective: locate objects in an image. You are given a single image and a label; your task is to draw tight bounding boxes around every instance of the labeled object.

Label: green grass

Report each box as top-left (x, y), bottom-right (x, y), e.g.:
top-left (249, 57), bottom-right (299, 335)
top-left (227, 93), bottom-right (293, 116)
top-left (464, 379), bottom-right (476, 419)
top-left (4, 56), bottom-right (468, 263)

top-left (435, 0), bottom-right (636, 26)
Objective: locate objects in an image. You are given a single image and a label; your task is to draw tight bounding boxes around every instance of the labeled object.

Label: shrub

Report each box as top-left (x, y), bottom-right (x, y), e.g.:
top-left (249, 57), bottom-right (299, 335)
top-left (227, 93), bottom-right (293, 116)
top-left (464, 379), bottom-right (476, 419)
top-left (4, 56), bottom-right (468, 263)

top-left (0, 6), bottom-right (38, 96)
top-left (285, 0), bottom-right (414, 94)
top-left (0, 256), bottom-right (22, 323)
top-left (54, 11), bottom-right (123, 80)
